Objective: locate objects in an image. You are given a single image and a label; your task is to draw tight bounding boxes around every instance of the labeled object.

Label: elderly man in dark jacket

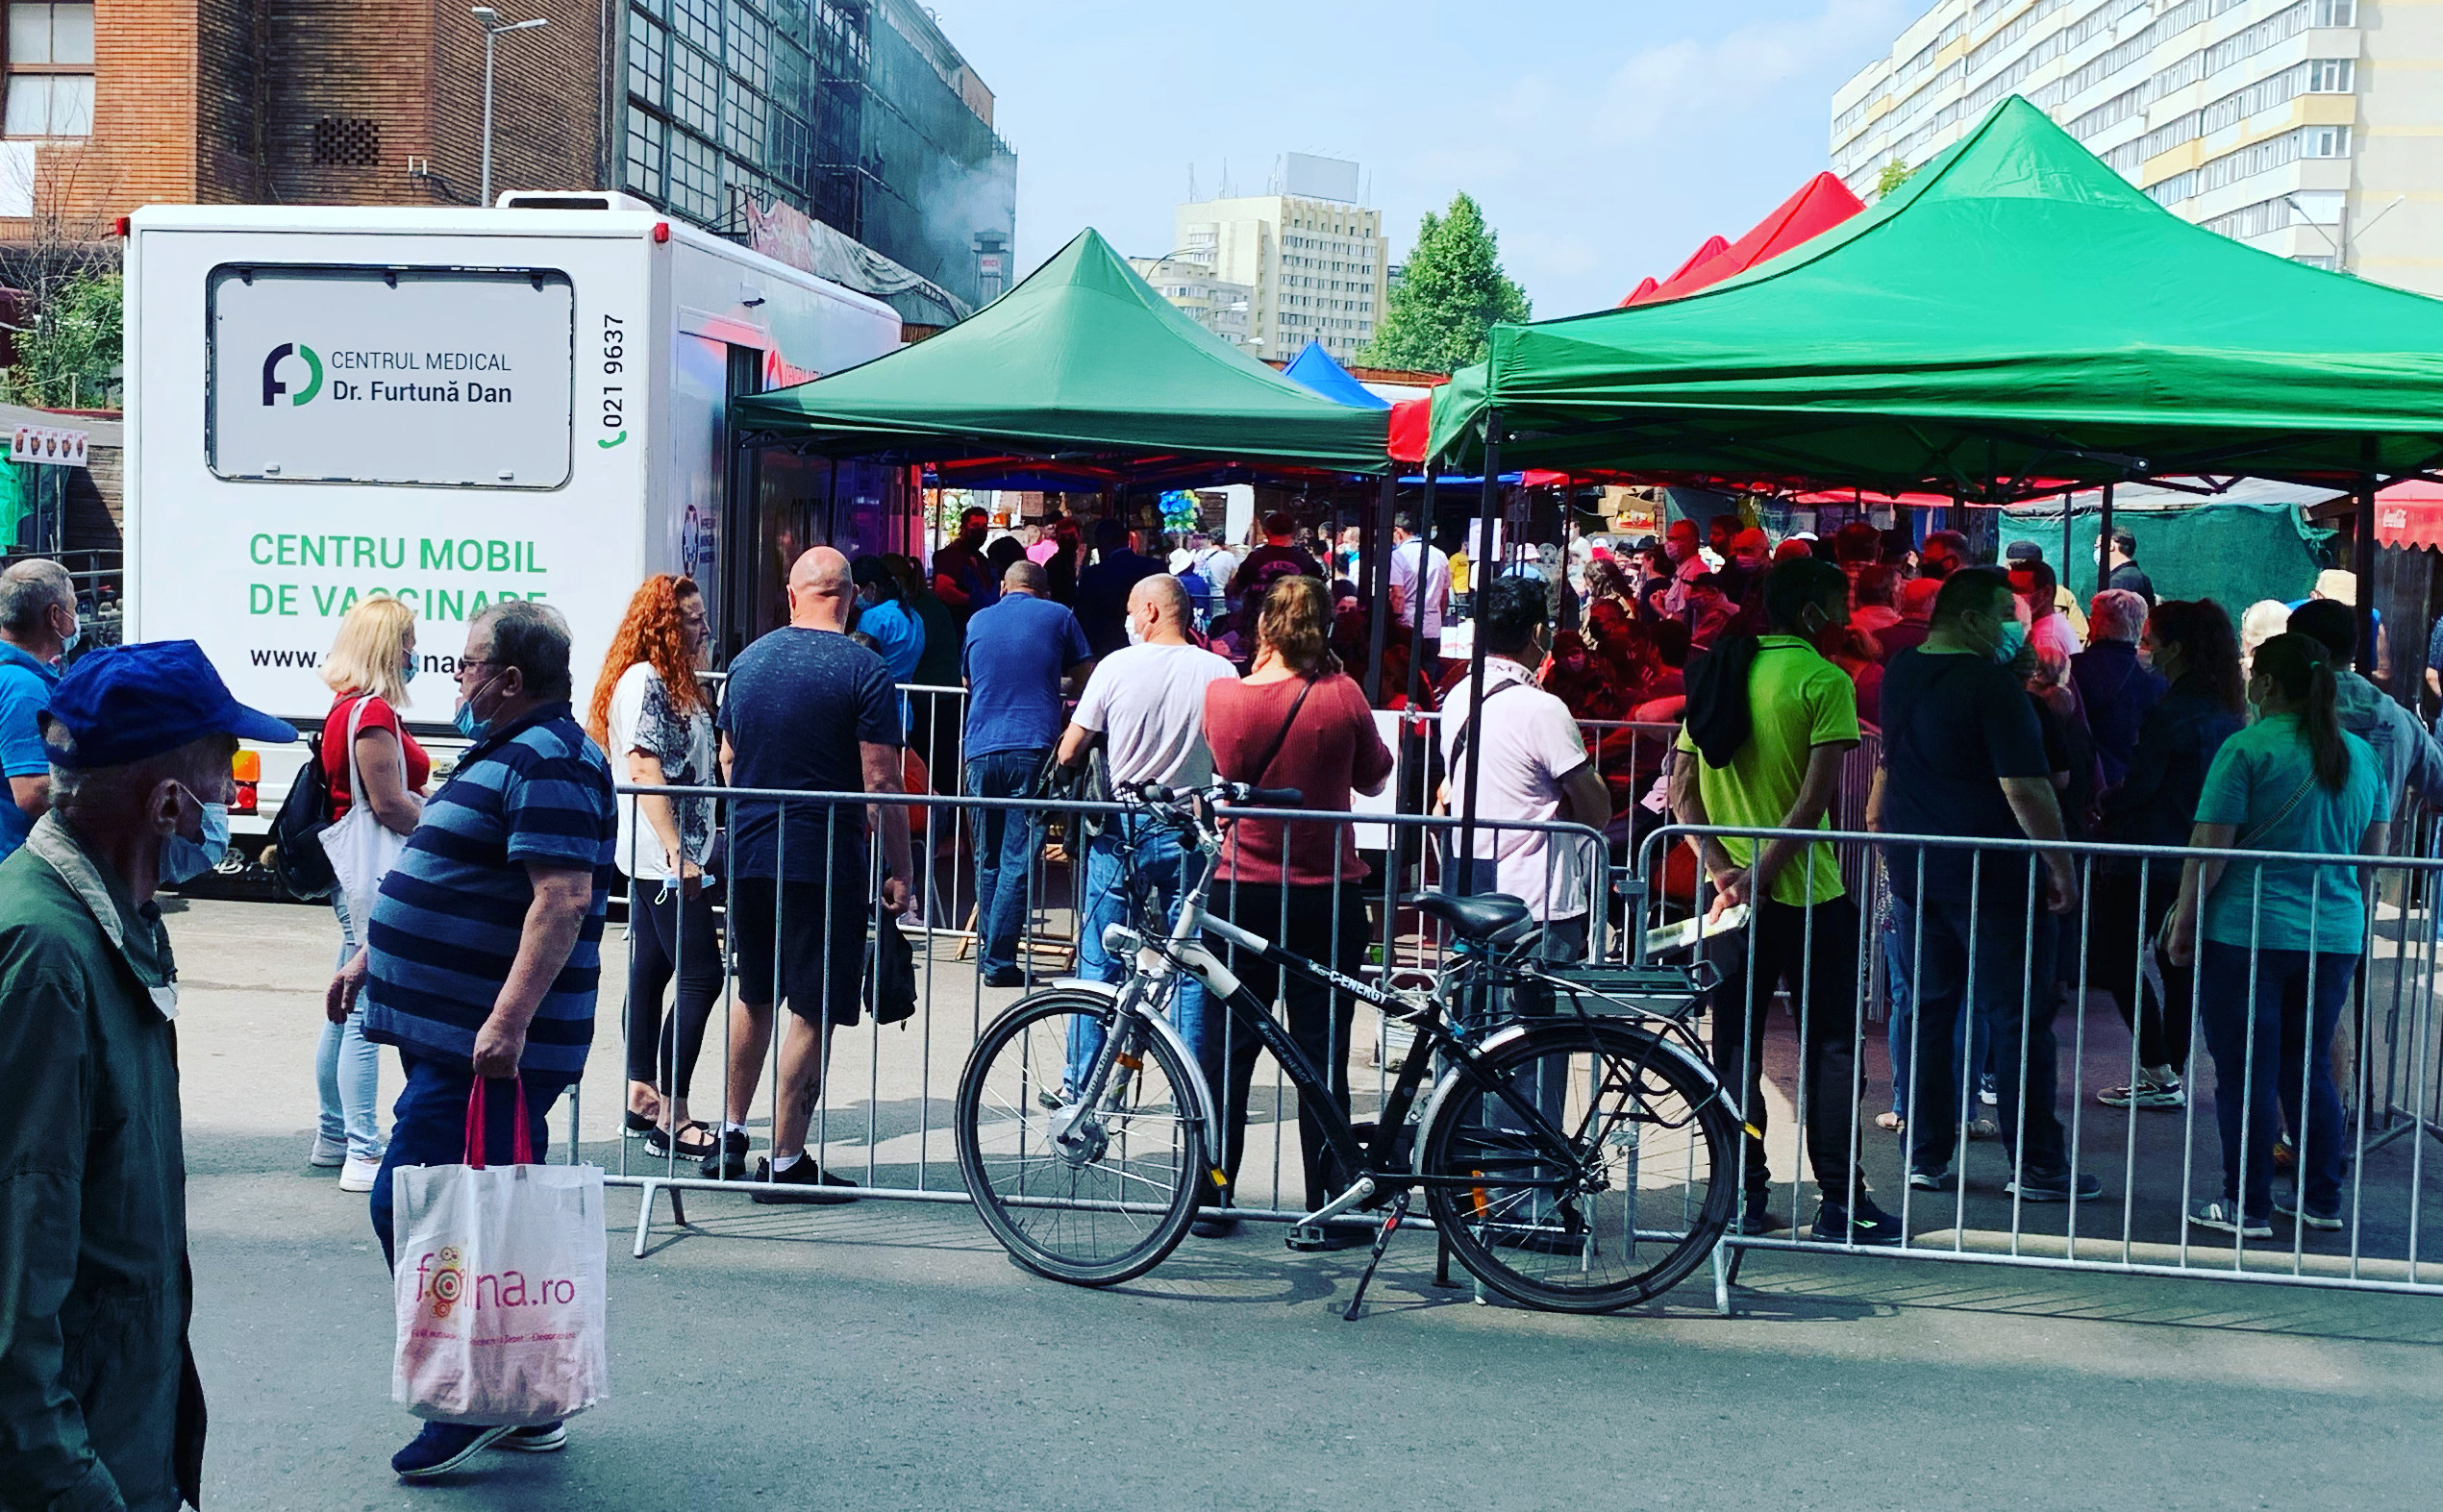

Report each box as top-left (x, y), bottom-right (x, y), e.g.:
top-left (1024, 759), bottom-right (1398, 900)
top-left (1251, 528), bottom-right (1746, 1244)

top-left (2071, 588), bottom-right (2165, 789)
top-left (0, 640), bottom-right (295, 1510)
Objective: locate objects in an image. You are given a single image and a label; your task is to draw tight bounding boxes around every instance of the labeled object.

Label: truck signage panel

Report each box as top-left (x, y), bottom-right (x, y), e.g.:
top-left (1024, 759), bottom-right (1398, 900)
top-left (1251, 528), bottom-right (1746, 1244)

top-left (208, 265), bottom-right (575, 487)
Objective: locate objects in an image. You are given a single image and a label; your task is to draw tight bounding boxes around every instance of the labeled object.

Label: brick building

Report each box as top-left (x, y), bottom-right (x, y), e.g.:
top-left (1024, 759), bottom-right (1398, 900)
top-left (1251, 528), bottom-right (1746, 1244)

top-left (0, 0), bottom-right (605, 235)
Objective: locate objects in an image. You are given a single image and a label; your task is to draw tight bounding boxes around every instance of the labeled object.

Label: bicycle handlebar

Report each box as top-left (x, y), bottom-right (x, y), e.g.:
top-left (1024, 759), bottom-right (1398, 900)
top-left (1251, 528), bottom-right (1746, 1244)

top-left (1129, 781), bottom-right (1305, 809)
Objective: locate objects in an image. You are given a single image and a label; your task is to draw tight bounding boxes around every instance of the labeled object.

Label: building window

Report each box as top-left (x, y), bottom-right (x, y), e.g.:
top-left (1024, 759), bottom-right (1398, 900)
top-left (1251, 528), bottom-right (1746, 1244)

top-left (2304, 124), bottom-right (2351, 158)
top-left (625, 112), bottom-right (667, 200)
top-left (2307, 58), bottom-right (2354, 92)
top-left (311, 116), bottom-right (380, 166)
top-left (629, 9), bottom-right (668, 109)
top-left (668, 128), bottom-right (718, 221)
top-left (5, 2), bottom-right (92, 138)
top-left (2311, 0), bottom-right (2354, 24)
top-left (670, 40), bottom-right (720, 138)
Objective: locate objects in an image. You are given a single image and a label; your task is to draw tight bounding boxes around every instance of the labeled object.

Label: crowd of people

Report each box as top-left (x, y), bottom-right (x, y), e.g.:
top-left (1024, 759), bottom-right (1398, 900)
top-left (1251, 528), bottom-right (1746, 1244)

top-left (8, 489), bottom-right (2441, 1497)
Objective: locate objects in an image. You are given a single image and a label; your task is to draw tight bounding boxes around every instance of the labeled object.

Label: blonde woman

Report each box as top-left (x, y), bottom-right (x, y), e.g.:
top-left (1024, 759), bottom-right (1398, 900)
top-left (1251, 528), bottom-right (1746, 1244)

top-left (312, 594), bottom-right (427, 1191)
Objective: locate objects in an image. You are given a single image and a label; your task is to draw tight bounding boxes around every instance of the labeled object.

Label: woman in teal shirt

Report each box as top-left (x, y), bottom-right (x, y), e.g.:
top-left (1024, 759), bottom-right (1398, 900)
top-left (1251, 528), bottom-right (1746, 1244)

top-left (2165, 632), bottom-right (2388, 1239)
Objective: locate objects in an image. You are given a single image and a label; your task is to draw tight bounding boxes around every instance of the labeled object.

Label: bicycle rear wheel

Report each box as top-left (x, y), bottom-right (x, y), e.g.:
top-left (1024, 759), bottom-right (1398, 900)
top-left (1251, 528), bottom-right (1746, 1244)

top-left (1420, 1018), bottom-right (1734, 1313)
top-left (954, 988), bottom-right (1205, 1286)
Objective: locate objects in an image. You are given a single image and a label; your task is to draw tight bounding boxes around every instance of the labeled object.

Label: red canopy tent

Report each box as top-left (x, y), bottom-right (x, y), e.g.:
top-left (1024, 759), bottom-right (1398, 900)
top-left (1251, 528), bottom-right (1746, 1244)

top-left (1619, 172), bottom-right (1867, 309)
top-left (2371, 479), bottom-right (2443, 550)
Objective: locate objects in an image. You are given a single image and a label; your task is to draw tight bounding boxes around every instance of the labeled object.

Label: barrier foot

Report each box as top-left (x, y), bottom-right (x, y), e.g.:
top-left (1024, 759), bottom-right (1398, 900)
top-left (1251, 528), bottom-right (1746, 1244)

top-left (1712, 1239), bottom-right (1736, 1317)
top-left (1432, 1230), bottom-right (1459, 1289)
top-left (634, 1180), bottom-right (661, 1259)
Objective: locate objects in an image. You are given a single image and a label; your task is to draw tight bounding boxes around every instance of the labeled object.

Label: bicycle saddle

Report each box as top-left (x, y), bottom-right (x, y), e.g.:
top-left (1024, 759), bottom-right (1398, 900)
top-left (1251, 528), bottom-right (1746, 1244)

top-left (1401, 890), bottom-right (1534, 943)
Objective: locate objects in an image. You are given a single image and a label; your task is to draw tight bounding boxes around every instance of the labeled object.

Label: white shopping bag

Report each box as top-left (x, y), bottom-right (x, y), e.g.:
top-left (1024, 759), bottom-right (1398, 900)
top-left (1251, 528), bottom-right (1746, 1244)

top-left (391, 1078), bottom-right (610, 1425)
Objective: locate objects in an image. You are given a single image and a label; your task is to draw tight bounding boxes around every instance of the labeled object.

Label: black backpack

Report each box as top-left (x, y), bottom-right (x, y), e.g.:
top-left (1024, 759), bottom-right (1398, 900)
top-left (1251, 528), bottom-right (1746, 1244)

top-left (269, 731), bottom-right (338, 901)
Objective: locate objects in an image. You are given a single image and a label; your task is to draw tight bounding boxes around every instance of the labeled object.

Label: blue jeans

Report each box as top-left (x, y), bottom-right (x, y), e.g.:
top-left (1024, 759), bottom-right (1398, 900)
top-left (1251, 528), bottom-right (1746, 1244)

top-left (1067, 815), bottom-right (1205, 1091)
top-left (370, 1053), bottom-right (572, 1270)
top-left (2196, 941), bottom-right (2354, 1220)
top-left (318, 897), bottom-right (385, 1163)
top-left (1882, 894), bottom-right (1990, 1121)
top-left (965, 749), bottom-right (1046, 978)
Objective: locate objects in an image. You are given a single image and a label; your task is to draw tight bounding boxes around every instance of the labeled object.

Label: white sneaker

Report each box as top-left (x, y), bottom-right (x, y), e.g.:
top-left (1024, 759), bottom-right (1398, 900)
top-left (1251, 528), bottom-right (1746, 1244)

top-left (308, 1136), bottom-right (347, 1168)
top-left (338, 1156), bottom-right (384, 1193)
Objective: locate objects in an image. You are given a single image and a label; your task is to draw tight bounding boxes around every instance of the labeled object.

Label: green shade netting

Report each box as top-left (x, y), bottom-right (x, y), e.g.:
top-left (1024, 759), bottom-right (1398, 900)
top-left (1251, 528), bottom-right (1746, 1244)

top-left (2001, 500), bottom-right (2333, 612)
top-left (1427, 98), bottom-right (2443, 494)
top-left (735, 229), bottom-right (1390, 478)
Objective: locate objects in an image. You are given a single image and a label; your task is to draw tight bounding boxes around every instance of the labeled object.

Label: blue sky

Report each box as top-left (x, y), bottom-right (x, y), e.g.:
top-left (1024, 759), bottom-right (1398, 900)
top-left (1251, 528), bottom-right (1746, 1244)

top-left (926, 0), bottom-right (1912, 321)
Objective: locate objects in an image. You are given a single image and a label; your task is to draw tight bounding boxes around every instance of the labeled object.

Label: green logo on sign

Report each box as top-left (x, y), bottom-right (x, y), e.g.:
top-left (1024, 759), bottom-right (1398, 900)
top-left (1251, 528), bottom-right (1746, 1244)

top-left (261, 343), bottom-right (325, 407)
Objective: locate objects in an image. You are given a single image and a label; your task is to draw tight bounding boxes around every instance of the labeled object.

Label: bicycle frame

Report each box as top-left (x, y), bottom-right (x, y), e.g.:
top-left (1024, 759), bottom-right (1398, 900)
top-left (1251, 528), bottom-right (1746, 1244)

top-left (1074, 797), bottom-right (1618, 1216)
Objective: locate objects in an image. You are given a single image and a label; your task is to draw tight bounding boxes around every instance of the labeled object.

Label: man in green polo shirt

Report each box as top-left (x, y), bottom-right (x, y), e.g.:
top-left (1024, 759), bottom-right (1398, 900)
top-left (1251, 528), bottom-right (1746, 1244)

top-left (1670, 557), bottom-right (1899, 1247)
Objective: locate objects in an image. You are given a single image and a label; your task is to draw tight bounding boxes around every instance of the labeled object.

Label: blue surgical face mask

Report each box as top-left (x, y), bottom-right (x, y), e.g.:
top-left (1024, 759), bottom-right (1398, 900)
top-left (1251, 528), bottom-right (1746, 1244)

top-left (1990, 618), bottom-right (2029, 665)
top-left (401, 652), bottom-right (418, 685)
top-left (454, 670), bottom-right (504, 741)
top-left (160, 794), bottom-right (230, 886)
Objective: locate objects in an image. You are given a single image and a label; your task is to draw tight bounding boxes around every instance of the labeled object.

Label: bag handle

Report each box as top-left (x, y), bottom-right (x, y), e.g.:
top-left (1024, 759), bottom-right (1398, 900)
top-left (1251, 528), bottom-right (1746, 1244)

top-left (462, 1076), bottom-right (535, 1169)
top-left (337, 693), bottom-right (378, 820)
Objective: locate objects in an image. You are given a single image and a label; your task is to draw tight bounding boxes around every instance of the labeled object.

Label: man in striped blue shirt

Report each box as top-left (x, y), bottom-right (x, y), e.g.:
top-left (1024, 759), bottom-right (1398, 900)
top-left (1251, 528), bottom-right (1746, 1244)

top-left (330, 599), bottom-right (616, 1481)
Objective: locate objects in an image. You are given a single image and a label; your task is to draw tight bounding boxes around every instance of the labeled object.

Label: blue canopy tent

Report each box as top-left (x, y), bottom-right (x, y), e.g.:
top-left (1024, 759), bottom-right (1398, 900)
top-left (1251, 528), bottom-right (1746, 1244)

top-left (1282, 341), bottom-right (1392, 410)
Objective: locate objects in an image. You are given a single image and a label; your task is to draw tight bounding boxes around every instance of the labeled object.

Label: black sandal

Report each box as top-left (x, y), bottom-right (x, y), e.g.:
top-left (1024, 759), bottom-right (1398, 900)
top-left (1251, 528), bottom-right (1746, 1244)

top-left (646, 1120), bottom-right (717, 1160)
top-left (624, 1110), bottom-right (655, 1136)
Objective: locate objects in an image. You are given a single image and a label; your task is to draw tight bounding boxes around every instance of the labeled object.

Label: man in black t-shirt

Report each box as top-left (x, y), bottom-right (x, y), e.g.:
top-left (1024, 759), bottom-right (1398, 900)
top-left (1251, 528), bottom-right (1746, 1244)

top-left (931, 506), bottom-right (999, 626)
top-left (710, 547), bottom-right (913, 1198)
top-left (1235, 510), bottom-right (1324, 609)
top-left (1873, 566), bottom-right (2101, 1204)
top-left (2098, 527), bottom-right (2155, 606)
top-left (1073, 518), bottom-right (1164, 657)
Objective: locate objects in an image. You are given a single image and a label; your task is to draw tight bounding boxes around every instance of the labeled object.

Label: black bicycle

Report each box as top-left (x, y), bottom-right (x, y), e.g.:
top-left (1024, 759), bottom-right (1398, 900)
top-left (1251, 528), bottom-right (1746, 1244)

top-left (951, 781), bottom-right (1736, 1314)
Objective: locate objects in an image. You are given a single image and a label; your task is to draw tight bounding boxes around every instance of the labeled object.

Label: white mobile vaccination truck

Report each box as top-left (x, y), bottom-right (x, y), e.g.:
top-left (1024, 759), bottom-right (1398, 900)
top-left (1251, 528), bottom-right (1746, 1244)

top-left (123, 195), bottom-right (906, 839)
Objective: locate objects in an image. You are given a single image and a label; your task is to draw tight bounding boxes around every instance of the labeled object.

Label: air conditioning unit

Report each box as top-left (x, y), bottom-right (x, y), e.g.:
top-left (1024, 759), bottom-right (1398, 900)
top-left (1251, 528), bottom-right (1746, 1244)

top-left (495, 190), bottom-right (659, 211)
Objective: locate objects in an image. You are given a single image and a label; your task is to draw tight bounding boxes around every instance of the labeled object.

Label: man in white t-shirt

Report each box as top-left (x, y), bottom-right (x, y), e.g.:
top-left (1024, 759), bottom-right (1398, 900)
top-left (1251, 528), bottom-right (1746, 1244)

top-left (1438, 574), bottom-right (1612, 957)
top-left (1056, 575), bottom-right (1238, 986)
top-left (1387, 511), bottom-right (1450, 691)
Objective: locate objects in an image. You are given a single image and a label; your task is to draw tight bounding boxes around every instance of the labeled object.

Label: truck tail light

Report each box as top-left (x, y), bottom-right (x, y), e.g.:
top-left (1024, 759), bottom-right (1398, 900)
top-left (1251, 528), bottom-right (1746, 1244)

top-left (232, 782), bottom-right (259, 817)
top-left (653, 220), bottom-right (670, 243)
top-left (232, 751), bottom-right (261, 782)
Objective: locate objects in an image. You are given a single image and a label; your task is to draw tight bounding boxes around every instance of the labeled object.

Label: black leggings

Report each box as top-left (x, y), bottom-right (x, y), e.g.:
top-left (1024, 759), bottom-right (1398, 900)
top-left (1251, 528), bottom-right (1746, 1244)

top-left (2087, 865), bottom-right (2194, 1075)
top-left (625, 882), bottom-right (724, 1100)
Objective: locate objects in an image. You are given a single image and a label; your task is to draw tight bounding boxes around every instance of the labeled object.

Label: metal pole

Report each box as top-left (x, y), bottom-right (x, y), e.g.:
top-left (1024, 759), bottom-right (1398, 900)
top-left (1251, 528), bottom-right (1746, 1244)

top-left (2355, 476), bottom-right (2379, 679)
top-left (1409, 469), bottom-right (1436, 708)
top-left (2061, 490), bottom-right (2073, 598)
top-left (480, 26), bottom-right (496, 206)
top-left (2096, 482), bottom-right (2114, 593)
top-left (1363, 472), bottom-right (1394, 703)
top-left (1456, 410), bottom-right (1503, 890)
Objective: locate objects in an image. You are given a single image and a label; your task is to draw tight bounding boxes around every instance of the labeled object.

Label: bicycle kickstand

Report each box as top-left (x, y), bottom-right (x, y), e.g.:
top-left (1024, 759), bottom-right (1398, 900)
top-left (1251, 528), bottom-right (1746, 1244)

top-left (1342, 1191), bottom-right (1411, 1323)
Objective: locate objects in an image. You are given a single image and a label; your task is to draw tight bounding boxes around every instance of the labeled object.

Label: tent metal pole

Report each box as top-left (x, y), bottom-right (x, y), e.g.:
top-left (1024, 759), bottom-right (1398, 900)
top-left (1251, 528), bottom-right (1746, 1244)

top-left (1409, 470), bottom-right (1436, 709)
top-left (1457, 411), bottom-right (1504, 892)
top-left (1364, 472), bottom-right (1395, 703)
top-left (2096, 482), bottom-right (2114, 590)
top-left (2061, 490), bottom-right (2073, 594)
top-left (2355, 475), bottom-right (2379, 679)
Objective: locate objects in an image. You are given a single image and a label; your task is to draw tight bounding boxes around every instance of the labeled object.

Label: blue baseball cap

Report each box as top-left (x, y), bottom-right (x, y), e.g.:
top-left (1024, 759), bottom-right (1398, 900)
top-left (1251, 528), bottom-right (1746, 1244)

top-left (39, 640), bottom-right (297, 768)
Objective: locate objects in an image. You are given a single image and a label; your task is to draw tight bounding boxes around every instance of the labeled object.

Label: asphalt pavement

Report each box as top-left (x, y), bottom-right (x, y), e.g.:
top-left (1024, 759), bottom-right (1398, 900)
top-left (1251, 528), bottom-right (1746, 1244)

top-left (170, 895), bottom-right (2443, 1511)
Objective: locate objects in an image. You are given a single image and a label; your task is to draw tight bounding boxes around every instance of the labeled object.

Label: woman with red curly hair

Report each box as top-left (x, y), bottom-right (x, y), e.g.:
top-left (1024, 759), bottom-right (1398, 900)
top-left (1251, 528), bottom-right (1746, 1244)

top-left (586, 574), bottom-right (721, 1160)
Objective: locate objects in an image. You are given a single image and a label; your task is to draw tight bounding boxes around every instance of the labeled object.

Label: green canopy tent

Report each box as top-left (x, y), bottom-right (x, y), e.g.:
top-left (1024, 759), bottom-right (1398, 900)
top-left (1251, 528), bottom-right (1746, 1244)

top-left (735, 226), bottom-right (1399, 686)
top-left (1422, 95), bottom-right (2443, 874)
top-left (735, 227), bottom-right (1391, 480)
top-left (1425, 96), bottom-right (2443, 495)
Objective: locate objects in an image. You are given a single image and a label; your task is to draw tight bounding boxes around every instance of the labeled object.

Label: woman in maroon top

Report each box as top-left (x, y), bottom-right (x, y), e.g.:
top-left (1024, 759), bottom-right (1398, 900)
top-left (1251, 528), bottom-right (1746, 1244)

top-left (1192, 576), bottom-right (1394, 1241)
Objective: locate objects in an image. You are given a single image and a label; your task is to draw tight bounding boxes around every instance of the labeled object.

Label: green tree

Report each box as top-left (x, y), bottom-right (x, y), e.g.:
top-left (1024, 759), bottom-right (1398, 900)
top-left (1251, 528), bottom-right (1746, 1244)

top-left (1874, 160), bottom-right (1921, 200)
top-left (1359, 193), bottom-right (1531, 374)
top-left (5, 270), bottom-right (122, 409)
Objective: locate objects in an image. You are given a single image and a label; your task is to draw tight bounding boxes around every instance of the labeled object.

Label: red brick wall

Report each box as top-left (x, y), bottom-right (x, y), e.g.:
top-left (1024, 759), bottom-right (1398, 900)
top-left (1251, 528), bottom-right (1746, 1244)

top-left (4, 0), bottom-right (204, 235)
top-left (422, 0), bottom-right (604, 204)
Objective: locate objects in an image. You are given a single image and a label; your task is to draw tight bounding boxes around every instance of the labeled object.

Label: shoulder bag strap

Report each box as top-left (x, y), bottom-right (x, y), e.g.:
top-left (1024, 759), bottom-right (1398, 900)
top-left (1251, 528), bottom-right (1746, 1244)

top-left (337, 695), bottom-right (376, 819)
top-left (1242, 676), bottom-right (1318, 787)
top-left (1447, 677), bottom-right (1523, 770)
top-left (2238, 769), bottom-right (2318, 849)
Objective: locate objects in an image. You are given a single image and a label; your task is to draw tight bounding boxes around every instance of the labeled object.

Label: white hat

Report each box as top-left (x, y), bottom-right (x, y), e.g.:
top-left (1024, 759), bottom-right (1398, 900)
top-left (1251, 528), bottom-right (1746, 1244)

top-left (2313, 568), bottom-right (2356, 606)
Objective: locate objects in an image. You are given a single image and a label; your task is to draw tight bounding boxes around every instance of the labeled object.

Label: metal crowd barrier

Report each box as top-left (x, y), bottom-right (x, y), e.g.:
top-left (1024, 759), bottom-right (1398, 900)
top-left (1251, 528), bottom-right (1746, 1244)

top-left (1635, 820), bottom-right (2443, 1309)
top-left (594, 783), bottom-right (1613, 1262)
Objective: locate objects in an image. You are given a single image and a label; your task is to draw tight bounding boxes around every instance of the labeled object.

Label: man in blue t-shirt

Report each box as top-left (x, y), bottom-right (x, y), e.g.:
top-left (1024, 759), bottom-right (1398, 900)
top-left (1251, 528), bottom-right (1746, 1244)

top-left (962, 559), bottom-right (1094, 986)
top-left (0, 560), bottom-right (78, 860)
top-left (1873, 566), bottom-right (2101, 1205)
top-left (711, 547), bottom-right (912, 1198)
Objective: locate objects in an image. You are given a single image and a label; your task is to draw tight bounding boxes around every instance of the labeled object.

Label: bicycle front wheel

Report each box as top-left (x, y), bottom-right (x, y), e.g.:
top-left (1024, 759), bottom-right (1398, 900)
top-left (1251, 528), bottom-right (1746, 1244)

top-left (1420, 1018), bottom-right (1735, 1313)
top-left (953, 988), bottom-right (1206, 1286)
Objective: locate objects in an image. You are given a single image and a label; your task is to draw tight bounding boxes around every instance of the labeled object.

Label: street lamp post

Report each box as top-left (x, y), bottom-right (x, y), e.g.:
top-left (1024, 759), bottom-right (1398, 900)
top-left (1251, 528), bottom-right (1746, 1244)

top-left (470, 7), bottom-right (548, 206)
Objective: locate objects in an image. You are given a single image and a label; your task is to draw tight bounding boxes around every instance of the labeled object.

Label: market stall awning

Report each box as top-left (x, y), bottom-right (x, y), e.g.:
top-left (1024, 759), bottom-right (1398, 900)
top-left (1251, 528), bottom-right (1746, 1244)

top-left (2372, 480), bottom-right (2443, 550)
top-left (735, 229), bottom-right (1391, 480)
top-left (1621, 172), bottom-right (1864, 308)
top-left (1431, 97), bottom-right (2443, 497)
top-left (1282, 341), bottom-right (1392, 409)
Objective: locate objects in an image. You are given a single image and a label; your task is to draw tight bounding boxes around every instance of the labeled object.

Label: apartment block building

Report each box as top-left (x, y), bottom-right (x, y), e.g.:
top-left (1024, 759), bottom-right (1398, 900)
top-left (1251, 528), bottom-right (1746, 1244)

top-left (1127, 253), bottom-right (1253, 346)
top-left (1830, 0), bottom-right (2443, 295)
top-left (0, 0), bottom-right (603, 234)
top-left (1176, 153), bottom-right (1388, 363)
